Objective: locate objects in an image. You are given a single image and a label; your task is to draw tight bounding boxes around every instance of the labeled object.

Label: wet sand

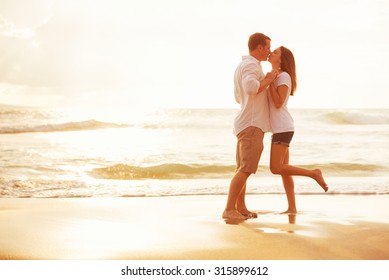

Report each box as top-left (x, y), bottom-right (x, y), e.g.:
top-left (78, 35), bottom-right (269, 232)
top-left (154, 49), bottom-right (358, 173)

top-left (0, 195), bottom-right (388, 260)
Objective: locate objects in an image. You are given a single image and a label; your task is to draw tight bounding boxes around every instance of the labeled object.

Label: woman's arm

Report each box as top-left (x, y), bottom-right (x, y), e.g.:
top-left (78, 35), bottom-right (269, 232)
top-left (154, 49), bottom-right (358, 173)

top-left (257, 72), bottom-right (277, 94)
top-left (269, 83), bottom-right (289, 108)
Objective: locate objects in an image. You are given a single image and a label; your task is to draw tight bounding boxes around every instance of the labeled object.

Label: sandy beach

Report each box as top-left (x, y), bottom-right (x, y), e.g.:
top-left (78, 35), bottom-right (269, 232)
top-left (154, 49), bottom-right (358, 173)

top-left (0, 194), bottom-right (388, 260)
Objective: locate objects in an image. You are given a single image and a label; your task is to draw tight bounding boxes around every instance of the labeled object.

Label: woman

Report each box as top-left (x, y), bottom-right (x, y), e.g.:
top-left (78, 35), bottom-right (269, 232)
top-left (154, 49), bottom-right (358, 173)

top-left (268, 46), bottom-right (328, 214)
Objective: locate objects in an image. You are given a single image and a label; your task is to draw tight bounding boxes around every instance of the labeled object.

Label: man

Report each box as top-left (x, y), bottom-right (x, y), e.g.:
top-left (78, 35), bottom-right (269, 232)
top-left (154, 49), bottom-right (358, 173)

top-left (223, 33), bottom-right (278, 220)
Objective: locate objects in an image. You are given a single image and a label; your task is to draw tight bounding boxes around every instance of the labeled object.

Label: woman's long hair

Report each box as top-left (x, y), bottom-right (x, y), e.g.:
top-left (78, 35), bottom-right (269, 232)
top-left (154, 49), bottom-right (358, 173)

top-left (280, 46), bottom-right (297, 96)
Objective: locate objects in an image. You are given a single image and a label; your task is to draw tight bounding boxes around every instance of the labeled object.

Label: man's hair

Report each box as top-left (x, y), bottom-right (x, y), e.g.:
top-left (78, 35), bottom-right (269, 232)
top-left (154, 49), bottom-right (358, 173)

top-left (248, 33), bottom-right (270, 51)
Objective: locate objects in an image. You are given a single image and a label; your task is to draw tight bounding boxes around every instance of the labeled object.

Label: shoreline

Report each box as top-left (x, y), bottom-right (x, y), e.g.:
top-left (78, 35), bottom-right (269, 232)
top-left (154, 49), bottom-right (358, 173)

top-left (1, 194), bottom-right (389, 260)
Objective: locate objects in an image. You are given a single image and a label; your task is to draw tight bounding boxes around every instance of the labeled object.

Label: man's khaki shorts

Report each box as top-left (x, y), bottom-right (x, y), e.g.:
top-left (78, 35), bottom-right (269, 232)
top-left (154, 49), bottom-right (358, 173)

top-left (236, 126), bottom-right (264, 174)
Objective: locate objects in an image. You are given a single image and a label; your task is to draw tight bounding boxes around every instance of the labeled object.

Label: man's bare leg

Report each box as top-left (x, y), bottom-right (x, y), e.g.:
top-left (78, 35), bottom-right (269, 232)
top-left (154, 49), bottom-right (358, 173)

top-left (236, 183), bottom-right (257, 218)
top-left (223, 170), bottom-right (250, 219)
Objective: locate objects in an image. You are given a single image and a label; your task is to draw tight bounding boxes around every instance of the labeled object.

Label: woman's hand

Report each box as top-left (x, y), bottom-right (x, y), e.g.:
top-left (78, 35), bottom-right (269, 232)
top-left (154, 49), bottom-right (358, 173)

top-left (265, 69), bottom-right (279, 82)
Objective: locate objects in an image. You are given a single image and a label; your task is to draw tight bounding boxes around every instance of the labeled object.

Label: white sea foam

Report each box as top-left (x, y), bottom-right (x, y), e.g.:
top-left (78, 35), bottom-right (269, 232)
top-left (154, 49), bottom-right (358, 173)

top-left (0, 119), bottom-right (129, 134)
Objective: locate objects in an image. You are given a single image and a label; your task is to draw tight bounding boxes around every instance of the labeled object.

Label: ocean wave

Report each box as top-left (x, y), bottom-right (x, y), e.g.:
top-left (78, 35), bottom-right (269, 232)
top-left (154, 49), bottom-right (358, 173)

top-left (325, 111), bottom-right (389, 125)
top-left (302, 163), bottom-right (388, 174)
top-left (90, 163), bottom-right (236, 180)
top-left (90, 162), bottom-right (388, 180)
top-left (0, 119), bottom-right (129, 134)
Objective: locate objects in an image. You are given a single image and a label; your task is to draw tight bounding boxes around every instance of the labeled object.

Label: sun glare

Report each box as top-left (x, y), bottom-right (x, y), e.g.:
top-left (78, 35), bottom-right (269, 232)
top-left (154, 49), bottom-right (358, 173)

top-left (1, 0), bottom-right (389, 108)
top-left (30, 40), bottom-right (41, 48)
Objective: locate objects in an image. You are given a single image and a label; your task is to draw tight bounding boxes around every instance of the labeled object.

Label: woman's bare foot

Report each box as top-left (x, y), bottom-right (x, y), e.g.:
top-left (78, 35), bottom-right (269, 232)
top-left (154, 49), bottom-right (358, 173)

top-left (222, 209), bottom-right (248, 220)
top-left (313, 169), bottom-right (328, 192)
top-left (281, 209), bottom-right (297, 215)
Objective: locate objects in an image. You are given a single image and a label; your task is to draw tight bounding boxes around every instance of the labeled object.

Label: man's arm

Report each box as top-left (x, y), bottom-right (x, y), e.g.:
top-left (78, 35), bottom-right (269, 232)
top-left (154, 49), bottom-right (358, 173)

top-left (241, 64), bottom-right (260, 96)
top-left (241, 63), bottom-right (278, 96)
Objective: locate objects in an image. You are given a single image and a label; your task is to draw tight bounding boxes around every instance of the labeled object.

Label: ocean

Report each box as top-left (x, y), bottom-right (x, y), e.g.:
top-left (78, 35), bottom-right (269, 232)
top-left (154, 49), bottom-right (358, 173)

top-left (1, 105), bottom-right (389, 198)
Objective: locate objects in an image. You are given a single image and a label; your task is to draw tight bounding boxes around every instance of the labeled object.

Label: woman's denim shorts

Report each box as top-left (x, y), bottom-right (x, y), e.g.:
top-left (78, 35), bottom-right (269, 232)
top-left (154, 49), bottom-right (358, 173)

top-left (271, 131), bottom-right (294, 147)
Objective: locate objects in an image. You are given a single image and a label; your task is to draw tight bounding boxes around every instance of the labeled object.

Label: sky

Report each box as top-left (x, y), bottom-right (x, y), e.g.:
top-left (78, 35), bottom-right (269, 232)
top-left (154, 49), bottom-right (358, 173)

top-left (0, 0), bottom-right (388, 109)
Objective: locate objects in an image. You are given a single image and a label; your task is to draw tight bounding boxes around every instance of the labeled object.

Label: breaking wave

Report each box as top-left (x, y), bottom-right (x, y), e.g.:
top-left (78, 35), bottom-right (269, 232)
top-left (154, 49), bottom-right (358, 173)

top-left (91, 163), bottom-right (236, 180)
top-left (325, 110), bottom-right (389, 125)
top-left (0, 120), bottom-right (129, 134)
